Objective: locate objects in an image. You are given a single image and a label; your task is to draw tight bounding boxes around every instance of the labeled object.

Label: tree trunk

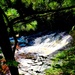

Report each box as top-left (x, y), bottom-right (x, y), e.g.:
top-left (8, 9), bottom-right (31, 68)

top-left (0, 7), bottom-right (19, 75)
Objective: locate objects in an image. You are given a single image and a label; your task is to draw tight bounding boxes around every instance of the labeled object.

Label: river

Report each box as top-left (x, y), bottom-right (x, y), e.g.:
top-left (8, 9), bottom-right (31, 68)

top-left (10, 31), bottom-right (72, 75)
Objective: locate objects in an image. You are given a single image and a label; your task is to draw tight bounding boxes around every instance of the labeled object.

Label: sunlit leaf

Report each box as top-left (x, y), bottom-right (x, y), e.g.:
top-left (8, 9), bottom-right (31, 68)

top-left (49, 1), bottom-right (58, 9)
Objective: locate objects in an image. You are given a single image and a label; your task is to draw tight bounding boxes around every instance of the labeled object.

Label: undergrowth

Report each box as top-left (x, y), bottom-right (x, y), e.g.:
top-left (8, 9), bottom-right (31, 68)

top-left (45, 26), bottom-right (75, 75)
top-left (45, 46), bottom-right (75, 75)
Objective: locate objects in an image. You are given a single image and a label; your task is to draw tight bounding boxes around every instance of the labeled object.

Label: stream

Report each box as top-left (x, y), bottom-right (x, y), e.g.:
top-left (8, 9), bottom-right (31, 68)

top-left (0, 31), bottom-right (72, 75)
top-left (10, 31), bottom-right (72, 75)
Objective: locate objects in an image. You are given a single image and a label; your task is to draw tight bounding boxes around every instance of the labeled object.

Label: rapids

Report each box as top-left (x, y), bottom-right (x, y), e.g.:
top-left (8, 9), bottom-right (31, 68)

top-left (14, 31), bottom-right (72, 56)
top-left (14, 31), bottom-right (72, 75)
top-left (8, 31), bottom-right (73, 75)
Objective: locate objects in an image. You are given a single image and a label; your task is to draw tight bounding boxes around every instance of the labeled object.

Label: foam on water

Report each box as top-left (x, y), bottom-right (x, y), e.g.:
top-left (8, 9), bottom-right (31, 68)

top-left (14, 31), bottom-right (72, 75)
top-left (15, 32), bottom-right (72, 56)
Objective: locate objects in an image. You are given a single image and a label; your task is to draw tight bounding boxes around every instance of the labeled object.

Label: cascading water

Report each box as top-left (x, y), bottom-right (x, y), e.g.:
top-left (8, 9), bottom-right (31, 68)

top-left (10, 31), bottom-right (72, 75)
top-left (15, 31), bottom-right (72, 56)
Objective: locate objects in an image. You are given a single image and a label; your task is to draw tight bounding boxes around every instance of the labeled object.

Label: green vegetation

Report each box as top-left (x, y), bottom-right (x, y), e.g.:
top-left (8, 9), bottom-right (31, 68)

top-left (0, 50), bottom-right (19, 74)
top-left (45, 46), bottom-right (75, 75)
top-left (69, 26), bottom-right (75, 46)
top-left (1, 0), bottom-right (75, 75)
top-left (1, 0), bottom-right (75, 34)
top-left (45, 27), bottom-right (75, 75)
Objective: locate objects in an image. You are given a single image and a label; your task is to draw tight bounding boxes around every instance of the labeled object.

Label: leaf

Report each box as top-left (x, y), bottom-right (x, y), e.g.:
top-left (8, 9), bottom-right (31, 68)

top-left (13, 61), bottom-right (19, 67)
top-left (53, 64), bottom-right (61, 68)
top-left (6, 60), bottom-right (19, 67)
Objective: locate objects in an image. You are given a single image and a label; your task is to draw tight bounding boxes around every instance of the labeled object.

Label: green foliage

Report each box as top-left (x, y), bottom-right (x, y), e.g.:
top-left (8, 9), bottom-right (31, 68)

top-left (49, 1), bottom-right (59, 9)
top-left (70, 0), bottom-right (75, 6)
top-left (0, 50), bottom-right (2, 54)
top-left (62, 0), bottom-right (72, 7)
top-left (45, 22), bottom-right (75, 75)
top-left (10, 0), bottom-right (15, 2)
top-left (72, 8), bottom-right (75, 15)
top-left (0, 0), bottom-right (7, 10)
top-left (1, 0), bottom-right (75, 34)
top-left (5, 8), bottom-right (19, 20)
top-left (69, 26), bottom-right (75, 46)
top-left (22, 0), bottom-right (31, 7)
top-left (26, 20), bottom-right (37, 31)
top-left (1, 0), bottom-right (75, 75)
top-left (0, 58), bottom-right (19, 74)
top-left (13, 23), bottom-right (22, 32)
top-left (13, 20), bottom-right (37, 32)
top-left (61, 0), bottom-right (75, 7)
top-left (45, 67), bottom-right (62, 75)
top-left (6, 60), bottom-right (19, 67)
top-left (5, 59), bottom-right (19, 68)
top-left (45, 46), bottom-right (75, 75)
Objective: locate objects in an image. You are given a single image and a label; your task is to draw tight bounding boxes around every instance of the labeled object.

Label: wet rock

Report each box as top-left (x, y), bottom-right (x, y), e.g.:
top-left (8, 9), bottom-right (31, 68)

top-left (18, 53), bottom-right (36, 59)
top-left (35, 71), bottom-right (41, 73)
top-left (17, 53), bottom-right (52, 75)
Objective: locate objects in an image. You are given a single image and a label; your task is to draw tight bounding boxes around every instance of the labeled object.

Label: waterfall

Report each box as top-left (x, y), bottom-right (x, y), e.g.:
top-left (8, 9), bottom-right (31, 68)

top-left (0, 30), bottom-right (73, 75)
top-left (15, 31), bottom-right (72, 56)
top-left (12, 31), bottom-right (72, 75)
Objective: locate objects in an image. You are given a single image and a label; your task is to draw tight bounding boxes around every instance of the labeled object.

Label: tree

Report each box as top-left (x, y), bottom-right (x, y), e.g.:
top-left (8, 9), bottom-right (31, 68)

top-left (0, 7), bottom-right (19, 75)
top-left (0, 0), bottom-right (75, 75)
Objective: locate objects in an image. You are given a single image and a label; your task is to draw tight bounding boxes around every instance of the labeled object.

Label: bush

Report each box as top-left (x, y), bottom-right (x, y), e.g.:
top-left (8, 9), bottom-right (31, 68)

top-left (69, 26), bottom-right (75, 46)
top-left (45, 46), bottom-right (75, 75)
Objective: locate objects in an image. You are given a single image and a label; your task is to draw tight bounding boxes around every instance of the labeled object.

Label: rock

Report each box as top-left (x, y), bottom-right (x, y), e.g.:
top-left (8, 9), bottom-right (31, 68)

top-left (35, 71), bottom-right (41, 73)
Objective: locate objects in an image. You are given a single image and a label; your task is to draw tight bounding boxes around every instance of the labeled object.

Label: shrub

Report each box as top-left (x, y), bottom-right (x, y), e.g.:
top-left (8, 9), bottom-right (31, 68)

top-left (45, 46), bottom-right (75, 75)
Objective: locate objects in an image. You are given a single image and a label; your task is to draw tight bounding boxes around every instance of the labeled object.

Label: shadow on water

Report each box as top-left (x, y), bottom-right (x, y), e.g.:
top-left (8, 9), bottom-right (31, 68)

top-left (9, 30), bottom-right (71, 48)
top-left (9, 11), bottom-right (75, 48)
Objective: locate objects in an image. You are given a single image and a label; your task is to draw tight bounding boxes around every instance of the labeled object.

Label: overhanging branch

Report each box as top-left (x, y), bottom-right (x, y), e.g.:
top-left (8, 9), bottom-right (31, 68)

top-left (9, 5), bottom-right (75, 25)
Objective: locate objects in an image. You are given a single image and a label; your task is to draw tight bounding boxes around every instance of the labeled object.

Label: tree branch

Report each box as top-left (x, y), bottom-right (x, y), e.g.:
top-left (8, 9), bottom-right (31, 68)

top-left (9, 5), bottom-right (75, 25)
top-left (0, 7), bottom-right (18, 55)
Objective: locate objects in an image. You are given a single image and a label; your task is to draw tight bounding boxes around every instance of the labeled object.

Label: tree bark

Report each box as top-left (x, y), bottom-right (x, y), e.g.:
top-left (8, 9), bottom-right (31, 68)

top-left (0, 7), bottom-right (19, 75)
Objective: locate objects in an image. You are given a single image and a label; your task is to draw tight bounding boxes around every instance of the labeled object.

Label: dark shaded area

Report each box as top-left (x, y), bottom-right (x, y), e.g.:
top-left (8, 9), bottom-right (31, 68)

top-left (18, 11), bottom-right (75, 36)
top-left (0, 7), bottom-right (19, 75)
top-left (7, 0), bottom-right (75, 36)
top-left (52, 11), bottom-right (75, 31)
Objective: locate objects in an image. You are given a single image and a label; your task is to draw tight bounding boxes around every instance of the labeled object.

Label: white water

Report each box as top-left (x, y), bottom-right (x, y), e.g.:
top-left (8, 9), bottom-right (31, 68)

top-left (15, 32), bottom-right (72, 56)
top-left (14, 31), bottom-right (72, 75)
top-left (0, 31), bottom-right (72, 75)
